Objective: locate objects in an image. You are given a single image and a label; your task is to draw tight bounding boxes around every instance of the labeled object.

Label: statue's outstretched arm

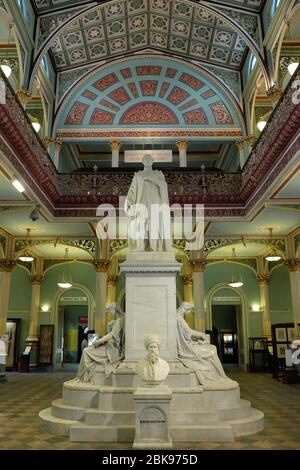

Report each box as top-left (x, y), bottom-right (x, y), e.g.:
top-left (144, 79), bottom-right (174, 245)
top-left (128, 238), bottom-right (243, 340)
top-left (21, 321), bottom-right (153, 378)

top-left (93, 331), bottom-right (113, 348)
top-left (189, 327), bottom-right (208, 343)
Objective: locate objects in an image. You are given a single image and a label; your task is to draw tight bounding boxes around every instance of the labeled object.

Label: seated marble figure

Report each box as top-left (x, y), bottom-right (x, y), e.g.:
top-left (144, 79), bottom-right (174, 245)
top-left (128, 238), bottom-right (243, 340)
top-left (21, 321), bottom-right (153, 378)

top-left (136, 334), bottom-right (170, 384)
top-left (76, 303), bottom-right (125, 383)
top-left (176, 302), bottom-right (237, 388)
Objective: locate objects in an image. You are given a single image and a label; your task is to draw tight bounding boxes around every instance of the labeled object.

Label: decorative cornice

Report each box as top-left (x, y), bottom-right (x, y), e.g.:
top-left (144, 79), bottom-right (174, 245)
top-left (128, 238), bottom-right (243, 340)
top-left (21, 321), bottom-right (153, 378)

top-left (30, 274), bottom-right (45, 285)
top-left (93, 260), bottom-right (110, 273)
top-left (285, 259), bottom-right (300, 272)
top-left (256, 273), bottom-right (271, 285)
top-left (0, 259), bottom-right (16, 272)
top-left (189, 260), bottom-right (207, 272)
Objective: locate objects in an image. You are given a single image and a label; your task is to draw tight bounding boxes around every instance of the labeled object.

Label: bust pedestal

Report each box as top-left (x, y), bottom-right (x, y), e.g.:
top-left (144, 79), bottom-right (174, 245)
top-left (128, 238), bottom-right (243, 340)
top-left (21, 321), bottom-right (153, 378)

top-left (120, 252), bottom-right (181, 362)
top-left (133, 385), bottom-right (173, 449)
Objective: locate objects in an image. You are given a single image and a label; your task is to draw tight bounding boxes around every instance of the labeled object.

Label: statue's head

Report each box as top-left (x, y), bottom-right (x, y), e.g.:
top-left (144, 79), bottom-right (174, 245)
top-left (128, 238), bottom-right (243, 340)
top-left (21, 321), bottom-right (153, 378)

top-left (177, 302), bottom-right (194, 317)
top-left (144, 334), bottom-right (160, 363)
top-left (107, 303), bottom-right (123, 317)
top-left (142, 154), bottom-right (154, 169)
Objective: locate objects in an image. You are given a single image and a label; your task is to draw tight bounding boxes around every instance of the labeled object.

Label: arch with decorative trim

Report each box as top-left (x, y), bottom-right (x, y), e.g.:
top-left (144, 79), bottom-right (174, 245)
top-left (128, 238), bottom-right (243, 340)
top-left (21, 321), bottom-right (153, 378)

top-left (205, 282), bottom-right (250, 367)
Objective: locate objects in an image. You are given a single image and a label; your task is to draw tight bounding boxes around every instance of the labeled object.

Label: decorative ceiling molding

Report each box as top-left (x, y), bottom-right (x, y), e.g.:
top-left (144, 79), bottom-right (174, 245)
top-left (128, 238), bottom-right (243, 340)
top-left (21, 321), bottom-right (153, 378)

top-left (28, 0), bottom-right (268, 91)
top-left (14, 239), bottom-right (96, 257)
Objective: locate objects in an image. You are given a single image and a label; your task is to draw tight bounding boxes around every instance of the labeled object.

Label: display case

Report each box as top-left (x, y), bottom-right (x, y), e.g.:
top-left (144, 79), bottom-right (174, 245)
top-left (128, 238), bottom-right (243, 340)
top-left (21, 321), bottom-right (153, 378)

top-left (271, 323), bottom-right (298, 379)
top-left (249, 337), bottom-right (271, 372)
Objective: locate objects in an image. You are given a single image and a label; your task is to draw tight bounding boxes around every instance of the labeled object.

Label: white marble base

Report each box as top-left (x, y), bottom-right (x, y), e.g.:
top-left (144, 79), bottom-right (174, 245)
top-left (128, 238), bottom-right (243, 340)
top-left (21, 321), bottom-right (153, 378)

top-left (39, 369), bottom-right (264, 443)
top-left (133, 385), bottom-right (173, 449)
top-left (120, 254), bottom-right (181, 361)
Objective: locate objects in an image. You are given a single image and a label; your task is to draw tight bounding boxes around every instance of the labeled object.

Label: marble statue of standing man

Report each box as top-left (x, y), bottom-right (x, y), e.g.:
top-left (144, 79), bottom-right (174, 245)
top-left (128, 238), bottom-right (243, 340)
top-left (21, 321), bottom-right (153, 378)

top-left (125, 155), bottom-right (172, 252)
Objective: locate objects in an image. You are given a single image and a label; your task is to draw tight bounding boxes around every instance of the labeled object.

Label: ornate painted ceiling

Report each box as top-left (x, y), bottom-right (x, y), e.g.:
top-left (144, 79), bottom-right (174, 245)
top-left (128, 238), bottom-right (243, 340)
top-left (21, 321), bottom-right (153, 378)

top-left (56, 56), bottom-right (243, 134)
top-left (34, 0), bottom-right (261, 73)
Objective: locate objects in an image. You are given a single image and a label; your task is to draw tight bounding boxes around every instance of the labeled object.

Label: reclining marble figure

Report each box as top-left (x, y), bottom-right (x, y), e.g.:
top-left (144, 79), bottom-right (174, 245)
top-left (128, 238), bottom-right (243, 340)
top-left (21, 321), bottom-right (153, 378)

top-left (76, 303), bottom-right (125, 382)
top-left (176, 302), bottom-right (237, 388)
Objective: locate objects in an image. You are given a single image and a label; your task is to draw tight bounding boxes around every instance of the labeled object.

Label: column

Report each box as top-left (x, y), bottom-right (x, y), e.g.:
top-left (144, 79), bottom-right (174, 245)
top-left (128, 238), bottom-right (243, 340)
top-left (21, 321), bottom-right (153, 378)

top-left (267, 85), bottom-right (282, 109)
top-left (182, 273), bottom-right (193, 327)
top-left (16, 89), bottom-right (31, 107)
top-left (109, 141), bottom-right (121, 168)
top-left (257, 274), bottom-right (271, 337)
top-left (54, 138), bottom-right (62, 169)
top-left (190, 260), bottom-right (207, 332)
top-left (234, 140), bottom-right (246, 169)
top-left (286, 259), bottom-right (300, 334)
top-left (26, 273), bottom-right (44, 367)
top-left (0, 260), bottom-right (16, 382)
top-left (176, 141), bottom-right (188, 168)
top-left (93, 260), bottom-right (110, 337)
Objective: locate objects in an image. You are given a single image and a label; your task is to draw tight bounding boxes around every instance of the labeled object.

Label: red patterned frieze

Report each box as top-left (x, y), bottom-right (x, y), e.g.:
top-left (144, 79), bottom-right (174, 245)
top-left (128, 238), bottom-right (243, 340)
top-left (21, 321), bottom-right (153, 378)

top-left (82, 90), bottom-right (97, 101)
top-left (179, 73), bottom-right (204, 90)
top-left (120, 102), bottom-right (178, 124)
top-left (210, 102), bottom-right (234, 125)
top-left (159, 82), bottom-right (170, 98)
top-left (167, 86), bottom-right (190, 105)
top-left (136, 66), bottom-right (161, 75)
top-left (108, 86), bottom-right (130, 105)
top-left (89, 108), bottom-right (115, 125)
top-left (140, 81), bottom-right (158, 96)
top-left (183, 108), bottom-right (208, 124)
top-left (128, 83), bottom-right (139, 98)
top-left (65, 101), bottom-right (88, 125)
top-left (92, 73), bottom-right (119, 91)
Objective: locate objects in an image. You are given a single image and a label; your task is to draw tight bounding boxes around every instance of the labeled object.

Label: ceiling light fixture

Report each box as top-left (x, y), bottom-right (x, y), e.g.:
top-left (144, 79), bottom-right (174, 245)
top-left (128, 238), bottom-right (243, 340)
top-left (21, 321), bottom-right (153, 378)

top-left (265, 228), bottom-right (282, 262)
top-left (288, 62), bottom-right (299, 76)
top-left (18, 228), bottom-right (34, 262)
top-left (57, 248), bottom-right (73, 289)
top-left (12, 178), bottom-right (25, 193)
top-left (228, 248), bottom-right (244, 288)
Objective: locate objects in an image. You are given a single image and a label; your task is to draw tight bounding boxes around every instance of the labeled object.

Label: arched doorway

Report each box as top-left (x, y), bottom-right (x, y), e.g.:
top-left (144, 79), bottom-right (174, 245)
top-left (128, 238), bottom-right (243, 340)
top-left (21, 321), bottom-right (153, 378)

top-left (206, 284), bottom-right (250, 368)
top-left (52, 284), bottom-right (94, 369)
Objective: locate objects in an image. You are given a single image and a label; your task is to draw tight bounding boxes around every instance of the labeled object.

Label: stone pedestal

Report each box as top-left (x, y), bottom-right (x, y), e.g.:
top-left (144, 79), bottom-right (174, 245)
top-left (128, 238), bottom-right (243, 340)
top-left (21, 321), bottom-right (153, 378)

top-left (120, 252), bottom-right (181, 361)
top-left (133, 385), bottom-right (173, 449)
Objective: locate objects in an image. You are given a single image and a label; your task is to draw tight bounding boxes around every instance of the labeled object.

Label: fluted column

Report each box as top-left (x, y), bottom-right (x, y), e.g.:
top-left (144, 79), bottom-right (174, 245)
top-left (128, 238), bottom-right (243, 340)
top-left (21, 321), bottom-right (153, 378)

top-left (182, 273), bottom-right (193, 327)
top-left (26, 274), bottom-right (44, 367)
top-left (190, 260), bottom-right (207, 332)
top-left (234, 140), bottom-right (246, 169)
top-left (286, 259), bottom-right (300, 334)
top-left (0, 260), bottom-right (16, 336)
top-left (257, 274), bottom-right (271, 337)
top-left (93, 260), bottom-right (110, 336)
top-left (0, 260), bottom-right (16, 382)
top-left (176, 140), bottom-right (188, 167)
top-left (109, 141), bottom-right (121, 168)
top-left (54, 138), bottom-right (62, 168)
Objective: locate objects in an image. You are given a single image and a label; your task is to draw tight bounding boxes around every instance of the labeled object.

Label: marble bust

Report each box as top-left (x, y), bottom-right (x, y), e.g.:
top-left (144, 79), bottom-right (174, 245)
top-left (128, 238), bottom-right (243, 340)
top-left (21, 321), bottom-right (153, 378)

top-left (136, 335), bottom-right (170, 384)
top-left (125, 154), bottom-right (172, 252)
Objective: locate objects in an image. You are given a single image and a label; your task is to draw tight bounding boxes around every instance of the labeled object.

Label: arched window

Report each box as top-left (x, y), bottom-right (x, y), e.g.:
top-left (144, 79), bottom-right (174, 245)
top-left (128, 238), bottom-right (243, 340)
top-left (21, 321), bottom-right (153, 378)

top-left (42, 56), bottom-right (49, 77)
top-left (249, 54), bottom-right (257, 72)
top-left (273, 0), bottom-right (281, 14)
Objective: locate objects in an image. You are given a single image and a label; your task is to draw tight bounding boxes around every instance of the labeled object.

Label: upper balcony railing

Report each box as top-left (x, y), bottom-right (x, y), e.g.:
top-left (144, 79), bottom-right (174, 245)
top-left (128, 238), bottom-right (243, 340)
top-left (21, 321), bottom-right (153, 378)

top-left (0, 66), bottom-right (300, 210)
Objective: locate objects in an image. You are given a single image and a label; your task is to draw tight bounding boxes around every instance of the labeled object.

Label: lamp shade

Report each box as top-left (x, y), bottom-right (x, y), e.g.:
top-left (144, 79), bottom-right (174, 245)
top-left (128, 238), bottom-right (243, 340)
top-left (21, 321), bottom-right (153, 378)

top-left (32, 121), bottom-right (41, 133)
top-left (1, 63), bottom-right (12, 78)
top-left (228, 281), bottom-right (244, 288)
top-left (288, 62), bottom-right (299, 76)
top-left (257, 120), bottom-right (267, 132)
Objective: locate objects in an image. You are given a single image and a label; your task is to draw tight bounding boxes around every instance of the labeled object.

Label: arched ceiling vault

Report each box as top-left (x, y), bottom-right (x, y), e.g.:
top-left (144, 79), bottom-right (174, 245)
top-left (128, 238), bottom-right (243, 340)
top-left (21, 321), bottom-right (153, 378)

top-left (28, 0), bottom-right (270, 91)
top-left (54, 55), bottom-right (245, 137)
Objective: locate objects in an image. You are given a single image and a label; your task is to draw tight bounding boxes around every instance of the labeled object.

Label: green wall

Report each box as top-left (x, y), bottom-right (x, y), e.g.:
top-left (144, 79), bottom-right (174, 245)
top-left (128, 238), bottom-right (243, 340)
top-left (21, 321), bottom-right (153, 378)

top-left (269, 265), bottom-right (293, 323)
top-left (8, 266), bottom-right (31, 353)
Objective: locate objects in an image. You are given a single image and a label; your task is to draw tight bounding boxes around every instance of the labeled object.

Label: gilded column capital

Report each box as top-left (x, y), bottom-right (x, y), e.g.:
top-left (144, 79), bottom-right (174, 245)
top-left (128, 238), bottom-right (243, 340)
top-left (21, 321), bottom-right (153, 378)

top-left (245, 135), bottom-right (256, 147)
top-left (42, 136), bottom-right (53, 147)
top-left (176, 140), bottom-right (189, 151)
top-left (107, 275), bottom-right (119, 286)
top-left (234, 140), bottom-right (244, 150)
top-left (256, 273), bottom-right (271, 285)
top-left (0, 259), bottom-right (16, 272)
top-left (182, 273), bottom-right (193, 286)
top-left (285, 259), bottom-right (300, 272)
top-left (55, 138), bottom-right (62, 151)
top-left (189, 260), bottom-right (207, 272)
top-left (16, 89), bottom-right (31, 106)
top-left (93, 260), bottom-right (110, 273)
top-left (30, 274), bottom-right (45, 285)
top-left (109, 141), bottom-right (121, 151)
top-left (267, 85), bottom-right (282, 103)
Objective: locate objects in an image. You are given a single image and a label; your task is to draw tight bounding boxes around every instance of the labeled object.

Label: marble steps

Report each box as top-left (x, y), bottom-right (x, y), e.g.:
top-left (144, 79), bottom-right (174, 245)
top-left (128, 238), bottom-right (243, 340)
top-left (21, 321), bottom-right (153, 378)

top-left (51, 399), bottom-right (85, 421)
top-left (69, 423), bottom-right (135, 442)
top-left (170, 423), bottom-right (234, 442)
top-left (229, 408), bottom-right (264, 437)
top-left (39, 408), bottom-right (73, 437)
top-left (217, 399), bottom-right (251, 420)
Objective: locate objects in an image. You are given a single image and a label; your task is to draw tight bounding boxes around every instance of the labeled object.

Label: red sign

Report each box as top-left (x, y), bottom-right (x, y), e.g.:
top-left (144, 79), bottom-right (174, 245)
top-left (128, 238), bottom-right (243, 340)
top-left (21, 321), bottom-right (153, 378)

top-left (79, 316), bottom-right (88, 324)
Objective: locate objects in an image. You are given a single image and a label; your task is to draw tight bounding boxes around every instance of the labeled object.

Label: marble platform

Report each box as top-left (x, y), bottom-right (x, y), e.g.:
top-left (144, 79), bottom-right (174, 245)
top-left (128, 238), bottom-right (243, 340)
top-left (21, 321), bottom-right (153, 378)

top-left (39, 366), bottom-right (264, 443)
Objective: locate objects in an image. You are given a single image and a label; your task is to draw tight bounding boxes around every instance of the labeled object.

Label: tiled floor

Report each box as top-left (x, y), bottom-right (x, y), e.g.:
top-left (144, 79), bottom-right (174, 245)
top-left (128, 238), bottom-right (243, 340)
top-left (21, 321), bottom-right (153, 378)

top-left (0, 369), bottom-right (299, 450)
